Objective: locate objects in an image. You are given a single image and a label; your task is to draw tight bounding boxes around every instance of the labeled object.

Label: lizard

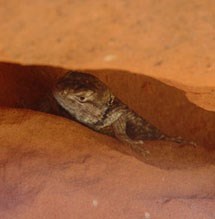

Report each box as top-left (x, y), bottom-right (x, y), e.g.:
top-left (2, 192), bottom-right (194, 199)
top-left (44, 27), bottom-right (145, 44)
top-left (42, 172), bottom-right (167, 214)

top-left (52, 71), bottom-right (195, 156)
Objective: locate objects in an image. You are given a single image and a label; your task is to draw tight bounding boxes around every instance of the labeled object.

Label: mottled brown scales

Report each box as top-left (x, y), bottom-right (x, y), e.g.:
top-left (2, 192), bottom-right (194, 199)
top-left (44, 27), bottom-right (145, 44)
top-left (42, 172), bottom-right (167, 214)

top-left (53, 71), bottom-right (193, 150)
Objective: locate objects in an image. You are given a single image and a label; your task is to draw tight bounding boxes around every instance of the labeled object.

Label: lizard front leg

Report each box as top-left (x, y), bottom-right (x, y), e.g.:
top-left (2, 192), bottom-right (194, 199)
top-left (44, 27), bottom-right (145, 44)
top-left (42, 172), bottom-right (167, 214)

top-left (112, 115), bottom-right (151, 157)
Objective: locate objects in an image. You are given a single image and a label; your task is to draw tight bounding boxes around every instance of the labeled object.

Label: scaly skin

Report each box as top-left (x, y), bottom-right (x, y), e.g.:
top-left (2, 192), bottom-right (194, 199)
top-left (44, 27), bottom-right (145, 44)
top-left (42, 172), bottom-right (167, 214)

top-left (53, 71), bottom-right (193, 151)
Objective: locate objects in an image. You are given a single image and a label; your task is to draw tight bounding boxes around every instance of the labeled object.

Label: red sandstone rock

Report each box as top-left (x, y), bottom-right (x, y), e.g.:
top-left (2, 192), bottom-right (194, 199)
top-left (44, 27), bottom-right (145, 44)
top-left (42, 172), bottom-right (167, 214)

top-left (0, 1), bottom-right (215, 218)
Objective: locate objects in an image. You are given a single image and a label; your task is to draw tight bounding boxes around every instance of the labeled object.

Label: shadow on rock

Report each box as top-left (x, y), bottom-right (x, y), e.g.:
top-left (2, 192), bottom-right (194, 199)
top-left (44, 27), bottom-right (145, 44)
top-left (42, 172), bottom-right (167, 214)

top-left (0, 61), bottom-right (214, 170)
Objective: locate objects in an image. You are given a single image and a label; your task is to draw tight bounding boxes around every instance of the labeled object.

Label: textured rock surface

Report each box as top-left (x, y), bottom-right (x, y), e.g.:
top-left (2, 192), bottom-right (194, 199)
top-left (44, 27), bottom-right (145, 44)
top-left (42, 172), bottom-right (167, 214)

top-left (0, 0), bottom-right (215, 218)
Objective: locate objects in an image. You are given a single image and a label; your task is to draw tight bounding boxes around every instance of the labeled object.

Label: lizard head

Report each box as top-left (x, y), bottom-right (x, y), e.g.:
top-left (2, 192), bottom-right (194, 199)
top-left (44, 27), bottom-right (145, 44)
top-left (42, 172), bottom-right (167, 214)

top-left (53, 71), bottom-right (114, 127)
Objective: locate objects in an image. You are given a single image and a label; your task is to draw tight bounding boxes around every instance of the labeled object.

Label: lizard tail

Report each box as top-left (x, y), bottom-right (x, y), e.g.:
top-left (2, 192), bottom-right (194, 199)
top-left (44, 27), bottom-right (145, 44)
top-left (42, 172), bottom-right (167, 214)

top-left (160, 135), bottom-right (196, 146)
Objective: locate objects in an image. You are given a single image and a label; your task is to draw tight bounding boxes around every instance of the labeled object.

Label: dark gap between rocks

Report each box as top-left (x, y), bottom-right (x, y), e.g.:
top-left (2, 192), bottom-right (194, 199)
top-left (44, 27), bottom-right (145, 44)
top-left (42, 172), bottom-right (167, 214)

top-left (0, 61), bottom-right (214, 169)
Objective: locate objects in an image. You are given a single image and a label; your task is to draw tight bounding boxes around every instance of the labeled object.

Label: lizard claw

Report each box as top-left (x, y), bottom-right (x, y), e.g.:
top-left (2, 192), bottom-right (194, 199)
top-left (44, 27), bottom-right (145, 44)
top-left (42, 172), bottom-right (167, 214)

top-left (130, 143), bottom-right (151, 159)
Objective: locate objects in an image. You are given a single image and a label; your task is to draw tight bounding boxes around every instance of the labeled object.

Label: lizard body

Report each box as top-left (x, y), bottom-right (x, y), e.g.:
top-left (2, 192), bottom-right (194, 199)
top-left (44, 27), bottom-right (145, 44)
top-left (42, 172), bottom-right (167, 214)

top-left (53, 71), bottom-right (191, 149)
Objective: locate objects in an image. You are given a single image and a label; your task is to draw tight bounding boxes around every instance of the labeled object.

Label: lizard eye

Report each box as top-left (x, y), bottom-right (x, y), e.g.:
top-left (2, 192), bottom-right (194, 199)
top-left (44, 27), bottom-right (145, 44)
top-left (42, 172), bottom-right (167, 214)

top-left (78, 96), bottom-right (85, 101)
top-left (76, 96), bottom-right (87, 102)
top-left (75, 91), bottom-right (94, 102)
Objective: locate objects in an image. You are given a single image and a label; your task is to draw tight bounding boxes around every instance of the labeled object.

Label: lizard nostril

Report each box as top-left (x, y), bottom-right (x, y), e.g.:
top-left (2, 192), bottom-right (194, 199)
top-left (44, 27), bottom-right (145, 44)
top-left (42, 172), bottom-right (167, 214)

top-left (57, 89), bottom-right (68, 96)
top-left (63, 90), bottom-right (68, 95)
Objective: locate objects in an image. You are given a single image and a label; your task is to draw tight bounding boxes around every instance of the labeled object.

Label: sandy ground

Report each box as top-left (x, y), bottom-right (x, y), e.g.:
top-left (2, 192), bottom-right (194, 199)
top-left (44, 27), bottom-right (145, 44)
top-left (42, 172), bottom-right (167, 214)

top-left (0, 0), bottom-right (215, 218)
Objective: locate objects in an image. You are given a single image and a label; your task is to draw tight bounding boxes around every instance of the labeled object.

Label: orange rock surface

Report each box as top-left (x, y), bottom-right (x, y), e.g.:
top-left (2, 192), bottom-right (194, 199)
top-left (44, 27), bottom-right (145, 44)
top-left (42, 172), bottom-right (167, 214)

top-left (0, 1), bottom-right (214, 218)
